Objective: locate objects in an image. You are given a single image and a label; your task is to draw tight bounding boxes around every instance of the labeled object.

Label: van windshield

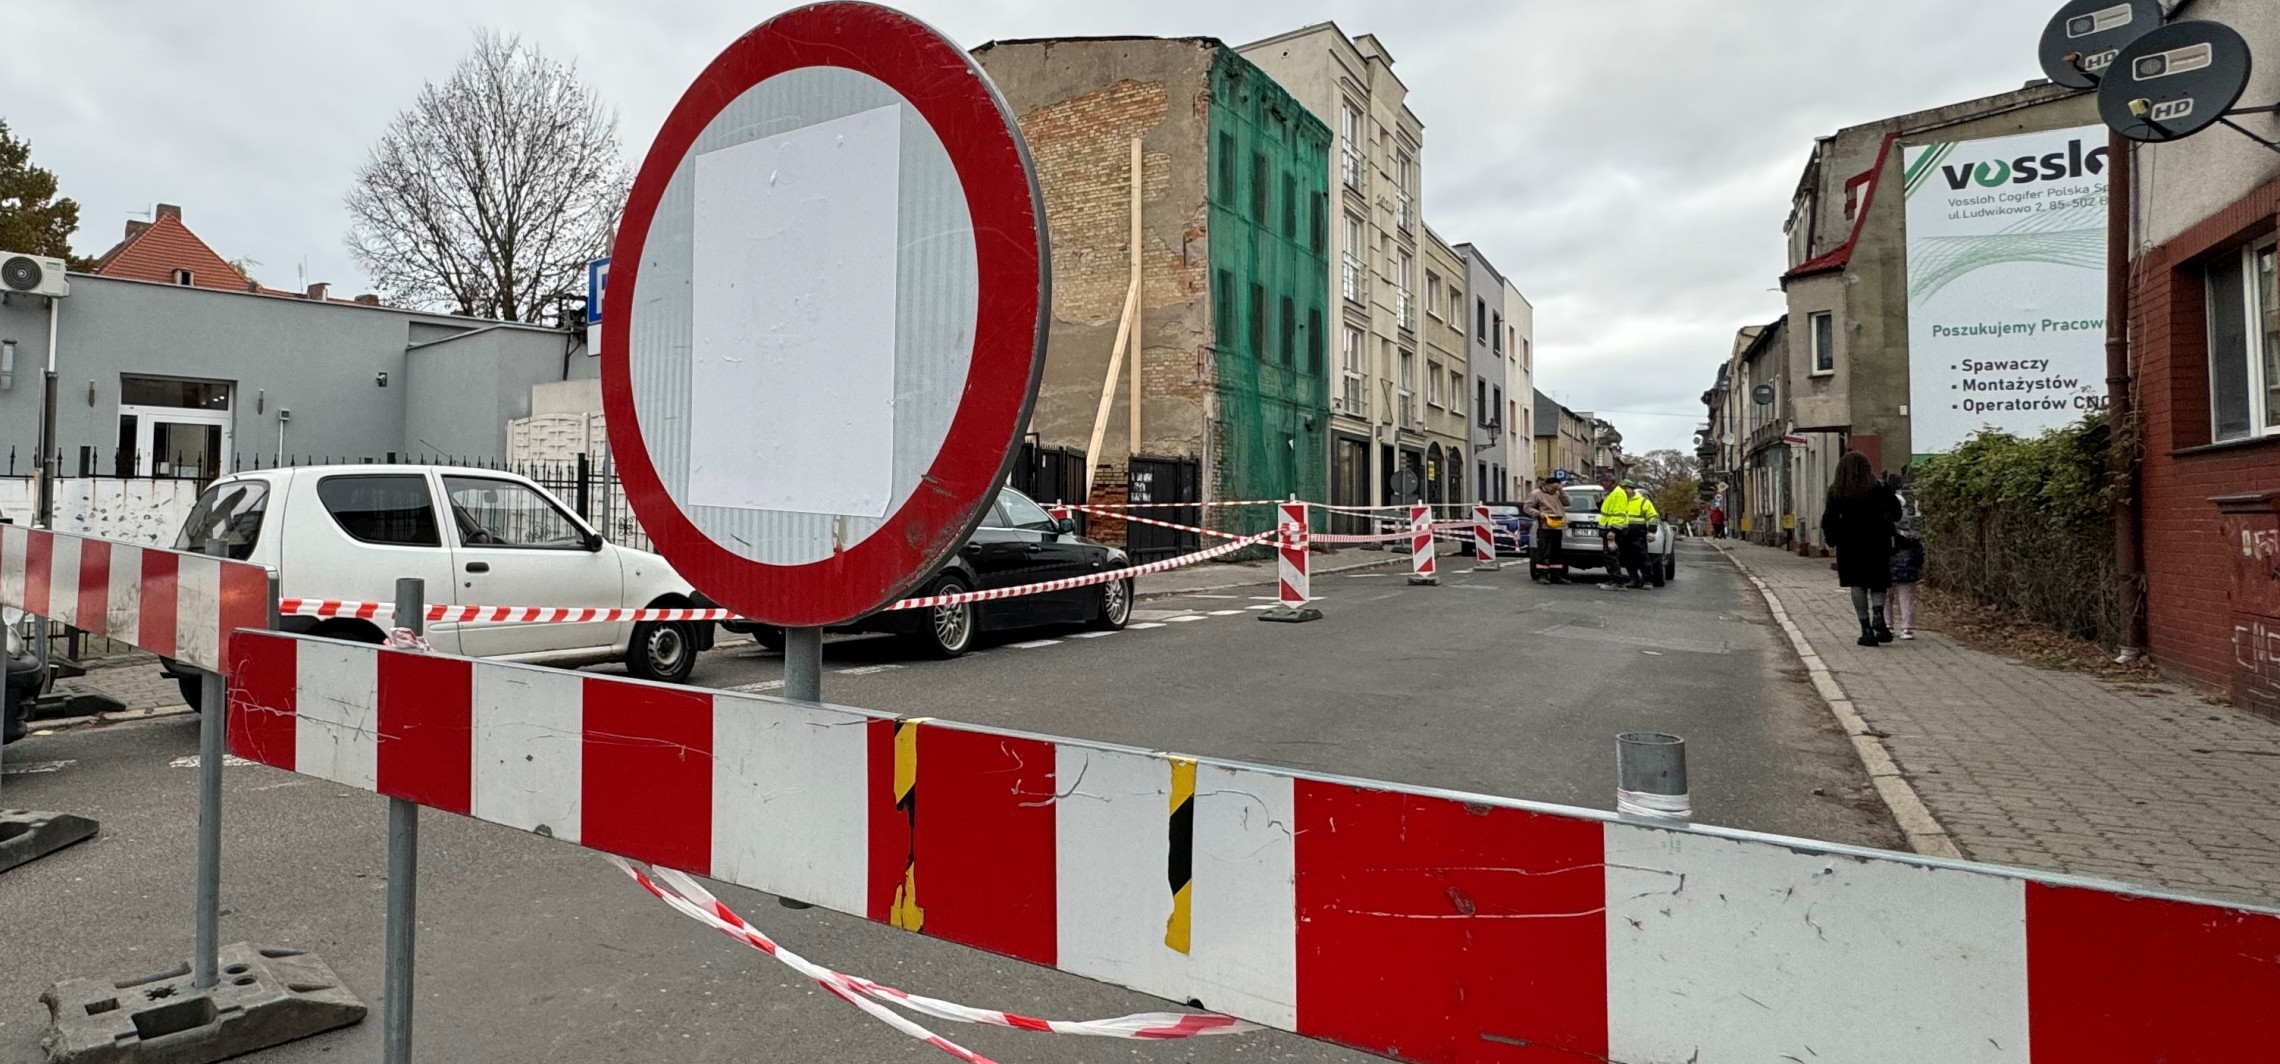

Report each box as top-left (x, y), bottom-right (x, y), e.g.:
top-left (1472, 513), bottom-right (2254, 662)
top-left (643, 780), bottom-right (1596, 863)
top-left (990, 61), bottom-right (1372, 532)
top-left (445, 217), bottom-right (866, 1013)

top-left (174, 480), bottom-right (270, 560)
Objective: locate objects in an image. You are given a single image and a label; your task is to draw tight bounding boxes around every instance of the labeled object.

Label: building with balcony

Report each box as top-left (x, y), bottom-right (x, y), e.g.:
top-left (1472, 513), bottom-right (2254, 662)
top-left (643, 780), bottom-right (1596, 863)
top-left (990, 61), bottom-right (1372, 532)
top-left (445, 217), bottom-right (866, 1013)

top-left (1241, 23), bottom-right (1425, 515)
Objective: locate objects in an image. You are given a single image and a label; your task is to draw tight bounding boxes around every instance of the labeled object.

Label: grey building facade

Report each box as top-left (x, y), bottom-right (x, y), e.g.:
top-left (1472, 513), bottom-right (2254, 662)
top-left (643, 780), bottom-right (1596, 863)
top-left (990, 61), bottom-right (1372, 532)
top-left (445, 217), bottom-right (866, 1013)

top-left (0, 274), bottom-right (592, 480)
top-left (1456, 243), bottom-right (1508, 501)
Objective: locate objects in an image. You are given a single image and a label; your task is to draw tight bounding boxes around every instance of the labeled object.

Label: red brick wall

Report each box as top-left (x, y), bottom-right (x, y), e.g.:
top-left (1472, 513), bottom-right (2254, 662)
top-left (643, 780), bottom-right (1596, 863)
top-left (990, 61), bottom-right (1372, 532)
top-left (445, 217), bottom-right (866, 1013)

top-left (2134, 172), bottom-right (2280, 689)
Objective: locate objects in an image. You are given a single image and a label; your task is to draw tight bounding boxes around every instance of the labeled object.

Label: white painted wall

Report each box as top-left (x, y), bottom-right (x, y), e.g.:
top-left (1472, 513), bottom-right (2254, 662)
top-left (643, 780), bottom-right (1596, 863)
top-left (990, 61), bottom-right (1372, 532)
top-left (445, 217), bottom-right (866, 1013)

top-left (0, 477), bottom-right (203, 545)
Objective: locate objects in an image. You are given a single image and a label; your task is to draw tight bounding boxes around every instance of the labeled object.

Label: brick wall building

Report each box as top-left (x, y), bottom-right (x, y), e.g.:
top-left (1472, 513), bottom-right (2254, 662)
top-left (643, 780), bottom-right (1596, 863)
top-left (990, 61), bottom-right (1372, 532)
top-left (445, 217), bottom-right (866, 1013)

top-left (2125, 0), bottom-right (2280, 709)
top-left (972, 37), bottom-right (1332, 536)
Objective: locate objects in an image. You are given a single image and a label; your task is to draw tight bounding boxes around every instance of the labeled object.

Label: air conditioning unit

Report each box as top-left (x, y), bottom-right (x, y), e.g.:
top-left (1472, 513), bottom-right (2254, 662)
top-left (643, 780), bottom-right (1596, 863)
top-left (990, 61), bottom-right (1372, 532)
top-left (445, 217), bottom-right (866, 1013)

top-left (0, 252), bottom-right (71, 298)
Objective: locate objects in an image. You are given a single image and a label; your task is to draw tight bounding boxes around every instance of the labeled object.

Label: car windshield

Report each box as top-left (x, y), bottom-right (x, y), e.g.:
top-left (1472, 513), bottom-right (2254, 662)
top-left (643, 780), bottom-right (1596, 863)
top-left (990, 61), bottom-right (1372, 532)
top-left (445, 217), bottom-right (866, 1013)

top-left (174, 480), bottom-right (270, 560)
top-left (1486, 505), bottom-right (1521, 517)
top-left (996, 489), bottom-right (1058, 532)
top-left (1564, 489), bottom-right (1602, 511)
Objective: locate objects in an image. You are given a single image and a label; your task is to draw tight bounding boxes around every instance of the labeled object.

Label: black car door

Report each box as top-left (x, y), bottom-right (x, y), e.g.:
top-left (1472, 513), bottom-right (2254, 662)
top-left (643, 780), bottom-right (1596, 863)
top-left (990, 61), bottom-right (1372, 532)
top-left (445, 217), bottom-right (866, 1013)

top-left (961, 498), bottom-right (1046, 628)
top-left (993, 489), bottom-right (1096, 624)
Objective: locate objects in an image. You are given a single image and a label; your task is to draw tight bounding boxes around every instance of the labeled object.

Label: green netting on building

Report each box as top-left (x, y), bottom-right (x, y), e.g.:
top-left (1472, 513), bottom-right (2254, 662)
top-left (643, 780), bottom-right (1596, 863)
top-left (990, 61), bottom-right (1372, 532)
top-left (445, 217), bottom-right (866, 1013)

top-left (1206, 49), bottom-right (1333, 537)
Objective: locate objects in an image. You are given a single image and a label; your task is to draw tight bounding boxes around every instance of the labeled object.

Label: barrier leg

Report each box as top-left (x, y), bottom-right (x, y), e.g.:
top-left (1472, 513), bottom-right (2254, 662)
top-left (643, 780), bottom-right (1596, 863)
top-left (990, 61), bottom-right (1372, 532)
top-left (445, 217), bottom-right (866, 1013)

top-left (1260, 500), bottom-right (1321, 623)
top-left (0, 607), bottom-right (99, 874)
top-left (1406, 504), bottom-right (1438, 586)
top-left (1471, 503), bottom-right (1501, 572)
top-left (383, 577), bottom-right (424, 1064)
top-left (1616, 731), bottom-right (1692, 823)
top-left (195, 666), bottom-right (224, 988)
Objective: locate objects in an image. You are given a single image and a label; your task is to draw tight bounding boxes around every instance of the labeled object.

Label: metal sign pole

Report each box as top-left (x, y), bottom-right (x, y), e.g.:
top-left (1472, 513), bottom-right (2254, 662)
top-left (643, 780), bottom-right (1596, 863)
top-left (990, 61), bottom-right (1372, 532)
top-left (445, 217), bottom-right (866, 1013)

top-left (784, 627), bottom-right (823, 703)
top-left (193, 538), bottom-right (229, 989)
top-left (383, 577), bottom-right (423, 1064)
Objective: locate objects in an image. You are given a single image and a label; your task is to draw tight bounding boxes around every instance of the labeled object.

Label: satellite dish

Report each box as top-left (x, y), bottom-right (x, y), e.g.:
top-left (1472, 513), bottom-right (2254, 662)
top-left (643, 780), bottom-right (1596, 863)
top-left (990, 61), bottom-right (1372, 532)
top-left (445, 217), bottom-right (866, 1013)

top-left (2039, 0), bottom-right (2165, 88)
top-left (2098, 19), bottom-right (2255, 142)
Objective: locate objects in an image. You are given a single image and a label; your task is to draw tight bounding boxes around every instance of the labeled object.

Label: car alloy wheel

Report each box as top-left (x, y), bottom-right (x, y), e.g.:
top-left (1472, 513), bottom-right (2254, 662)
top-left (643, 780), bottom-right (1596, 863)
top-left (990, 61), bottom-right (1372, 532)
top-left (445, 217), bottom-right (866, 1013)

top-left (1092, 578), bottom-right (1132, 630)
top-left (932, 600), bottom-right (974, 655)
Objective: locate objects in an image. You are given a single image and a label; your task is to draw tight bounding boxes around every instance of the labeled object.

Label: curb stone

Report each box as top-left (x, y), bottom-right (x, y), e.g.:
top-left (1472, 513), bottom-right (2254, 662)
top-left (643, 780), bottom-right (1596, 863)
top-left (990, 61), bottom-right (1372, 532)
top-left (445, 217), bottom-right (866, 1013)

top-left (1711, 540), bottom-right (1964, 859)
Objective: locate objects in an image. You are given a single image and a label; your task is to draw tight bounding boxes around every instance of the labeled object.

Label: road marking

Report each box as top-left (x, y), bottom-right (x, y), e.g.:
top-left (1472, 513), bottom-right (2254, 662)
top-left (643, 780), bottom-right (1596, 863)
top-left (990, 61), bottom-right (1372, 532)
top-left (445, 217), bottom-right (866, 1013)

top-left (728, 679), bottom-right (787, 693)
top-left (1166, 615), bottom-right (1206, 623)
top-left (2, 760), bottom-right (75, 775)
top-left (1248, 596), bottom-right (1281, 601)
top-left (169, 755), bottom-right (255, 769)
top-left (1067, 631), bottom-right (1119, 639)
top-left (1244, 604), bottom-right (1275, 610)
top-left (1179, 594), bottom-right (1241, 599)
top-left (835, 664), bottom-right (906, 676)
top-left (1009, 639), bottom-right (1063, 649)
top-left (1128, 622), bottom-right (1167, 630)
top-left (1207, 609), bottom-right (1246, 616)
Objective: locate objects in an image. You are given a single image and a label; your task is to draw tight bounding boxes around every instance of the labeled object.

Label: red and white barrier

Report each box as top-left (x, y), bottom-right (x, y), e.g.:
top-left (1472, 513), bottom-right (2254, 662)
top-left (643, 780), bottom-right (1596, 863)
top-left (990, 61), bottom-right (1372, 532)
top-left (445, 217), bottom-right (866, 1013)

top-left (1275, 503), bottom-right (1307, 606)
top-left (0, 525), bottom-right (269, 674)
top-left (1472, 504), bottom-right (1500, 570)
top-left (225, 630), bottom-right (2280, 1064)
top-left (1405, 505), bottom-right (1436, 586)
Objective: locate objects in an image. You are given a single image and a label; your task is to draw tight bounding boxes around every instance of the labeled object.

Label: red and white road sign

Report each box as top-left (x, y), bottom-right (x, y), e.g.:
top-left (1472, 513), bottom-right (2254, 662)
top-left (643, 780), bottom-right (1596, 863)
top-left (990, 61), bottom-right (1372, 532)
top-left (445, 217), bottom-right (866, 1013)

top-left (602, 2), bottom-right (1048, 628)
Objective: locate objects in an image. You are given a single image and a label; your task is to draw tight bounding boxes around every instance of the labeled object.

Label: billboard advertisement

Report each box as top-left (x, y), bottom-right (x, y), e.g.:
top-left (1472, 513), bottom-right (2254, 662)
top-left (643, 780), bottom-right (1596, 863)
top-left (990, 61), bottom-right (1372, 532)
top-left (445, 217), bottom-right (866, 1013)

top-left (1903, 125), bottom-right (2109, 455)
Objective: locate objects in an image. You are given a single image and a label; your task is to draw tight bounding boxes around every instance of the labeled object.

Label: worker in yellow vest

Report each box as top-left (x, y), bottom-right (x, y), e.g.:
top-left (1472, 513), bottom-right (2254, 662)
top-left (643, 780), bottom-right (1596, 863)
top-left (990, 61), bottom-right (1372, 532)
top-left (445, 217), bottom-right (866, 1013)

top-left (1598, 475), bottom-right (1635, 590)
top-left (1625, 481), bottom-right (1661, 589)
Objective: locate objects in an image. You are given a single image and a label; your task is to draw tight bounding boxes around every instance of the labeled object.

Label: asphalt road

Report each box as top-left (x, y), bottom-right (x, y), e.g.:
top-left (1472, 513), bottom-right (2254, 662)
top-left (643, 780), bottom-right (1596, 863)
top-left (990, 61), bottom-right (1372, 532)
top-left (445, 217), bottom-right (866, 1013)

top-left (0, 539), bottom-right (1898, 1064)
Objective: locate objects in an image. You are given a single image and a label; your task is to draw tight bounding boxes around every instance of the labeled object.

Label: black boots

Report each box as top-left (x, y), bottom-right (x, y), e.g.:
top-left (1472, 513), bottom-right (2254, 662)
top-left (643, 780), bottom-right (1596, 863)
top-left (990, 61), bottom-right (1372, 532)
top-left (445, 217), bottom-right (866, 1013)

top-left (1874, 608), bottom-right (1895, 643)
top-left (1857, 620), bottom-right (1880, 647)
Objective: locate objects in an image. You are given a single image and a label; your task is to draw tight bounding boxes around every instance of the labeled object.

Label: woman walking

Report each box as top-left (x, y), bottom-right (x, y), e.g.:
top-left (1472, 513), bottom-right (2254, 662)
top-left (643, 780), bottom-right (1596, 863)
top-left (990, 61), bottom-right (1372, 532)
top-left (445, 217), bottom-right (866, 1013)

top-left (1820, 451), bottom-right (1901, 647)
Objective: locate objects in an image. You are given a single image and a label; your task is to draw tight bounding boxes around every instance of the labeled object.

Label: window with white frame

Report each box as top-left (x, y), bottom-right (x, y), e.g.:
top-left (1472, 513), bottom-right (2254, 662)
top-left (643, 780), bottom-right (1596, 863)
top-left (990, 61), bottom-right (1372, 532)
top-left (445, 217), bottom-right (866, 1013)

top-left (1811, 311), bottom-right (1835, 375)
top-left (1339, 103), bottom-right (1363, 192)
top-left (1341, 214), bottom-right (1365, 304)
top-left (1395, 250), bottom-right (1414, 330)
top-left (1394, 149), bottom-right (1414, 233)
top-left (1426, 272), bottom-right (1442, 320)
top-left (2207, 240), bottom-right (2280, 442)
top-left (1340, 326), bottom-right (1367, 416)
top-left (1426, 360), bottom-right (1443, 406)
top-left (1398, 348), bottom-right (1417, 428)
top-left (1450, 369), bottom-right (1465, 416)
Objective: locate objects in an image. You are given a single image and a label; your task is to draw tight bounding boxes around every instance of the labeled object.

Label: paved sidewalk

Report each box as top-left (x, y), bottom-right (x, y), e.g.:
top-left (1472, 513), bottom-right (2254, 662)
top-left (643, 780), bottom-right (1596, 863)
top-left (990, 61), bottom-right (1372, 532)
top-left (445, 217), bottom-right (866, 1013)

top-left (1718, 540), bottom-right (2280, 907)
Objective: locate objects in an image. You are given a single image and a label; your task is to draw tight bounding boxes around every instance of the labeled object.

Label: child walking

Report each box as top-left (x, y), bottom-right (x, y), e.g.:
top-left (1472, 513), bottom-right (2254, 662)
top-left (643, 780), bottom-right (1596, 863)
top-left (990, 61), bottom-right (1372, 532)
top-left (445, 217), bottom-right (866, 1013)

top-left (1890, 516), bottom-right (1925, 640)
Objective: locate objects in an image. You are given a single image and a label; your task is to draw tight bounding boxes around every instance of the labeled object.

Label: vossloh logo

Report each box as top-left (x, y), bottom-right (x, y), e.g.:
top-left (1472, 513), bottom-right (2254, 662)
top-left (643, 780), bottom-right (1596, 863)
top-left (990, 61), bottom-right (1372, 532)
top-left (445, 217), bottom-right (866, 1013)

top-left (1939, 138), bottom-right (2108, 190)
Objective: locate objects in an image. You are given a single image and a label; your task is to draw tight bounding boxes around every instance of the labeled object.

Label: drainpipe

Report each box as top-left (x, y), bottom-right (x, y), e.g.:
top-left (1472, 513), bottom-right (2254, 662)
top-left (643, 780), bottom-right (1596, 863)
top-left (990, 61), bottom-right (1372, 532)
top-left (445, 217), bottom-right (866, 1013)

top-left (2106, 129), bottom-right (2145, 661)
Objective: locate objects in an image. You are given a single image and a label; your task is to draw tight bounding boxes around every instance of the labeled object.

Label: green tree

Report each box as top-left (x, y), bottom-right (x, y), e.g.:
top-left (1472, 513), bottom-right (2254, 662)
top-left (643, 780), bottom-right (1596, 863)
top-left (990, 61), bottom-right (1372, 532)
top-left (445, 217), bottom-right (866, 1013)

top-left (0, 120), bottom-right (94, 268)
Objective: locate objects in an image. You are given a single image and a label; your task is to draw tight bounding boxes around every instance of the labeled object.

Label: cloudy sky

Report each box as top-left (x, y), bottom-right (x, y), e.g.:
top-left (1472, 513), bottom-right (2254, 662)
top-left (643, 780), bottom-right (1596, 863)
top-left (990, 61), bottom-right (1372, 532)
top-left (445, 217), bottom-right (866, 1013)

top-left (5, 1), bottom-right (2059, 454)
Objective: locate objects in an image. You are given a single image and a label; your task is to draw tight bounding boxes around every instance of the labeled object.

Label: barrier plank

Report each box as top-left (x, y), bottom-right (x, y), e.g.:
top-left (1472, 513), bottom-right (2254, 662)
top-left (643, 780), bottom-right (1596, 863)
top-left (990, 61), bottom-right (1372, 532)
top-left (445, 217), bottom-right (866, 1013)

top-left (0, 525), bottom-right (266, 674)
top-left (223, 631), bottom-right (2280, 1063)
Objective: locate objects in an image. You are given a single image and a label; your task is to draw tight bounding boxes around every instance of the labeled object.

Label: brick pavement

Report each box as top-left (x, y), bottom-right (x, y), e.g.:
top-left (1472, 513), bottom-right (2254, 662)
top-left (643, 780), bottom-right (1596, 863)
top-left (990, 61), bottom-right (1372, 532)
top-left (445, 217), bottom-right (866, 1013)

top-left (1719, 539), bottom-right (2280, 907)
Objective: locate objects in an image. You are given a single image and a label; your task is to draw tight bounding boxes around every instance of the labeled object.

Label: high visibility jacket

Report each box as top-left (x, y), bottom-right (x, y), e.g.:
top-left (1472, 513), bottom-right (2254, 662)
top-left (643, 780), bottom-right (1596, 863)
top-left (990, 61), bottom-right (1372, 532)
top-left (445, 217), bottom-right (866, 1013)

top-left (1601, 487), bottom-right (1633, 529)
top-left (1629, 494), bottom-right (1659, 525)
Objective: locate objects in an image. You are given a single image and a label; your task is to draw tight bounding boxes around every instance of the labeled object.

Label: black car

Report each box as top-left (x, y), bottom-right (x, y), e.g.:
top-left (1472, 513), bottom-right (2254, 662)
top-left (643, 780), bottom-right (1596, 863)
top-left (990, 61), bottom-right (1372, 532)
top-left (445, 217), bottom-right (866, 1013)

top-left (727, 487), bottom-right (1134, 657)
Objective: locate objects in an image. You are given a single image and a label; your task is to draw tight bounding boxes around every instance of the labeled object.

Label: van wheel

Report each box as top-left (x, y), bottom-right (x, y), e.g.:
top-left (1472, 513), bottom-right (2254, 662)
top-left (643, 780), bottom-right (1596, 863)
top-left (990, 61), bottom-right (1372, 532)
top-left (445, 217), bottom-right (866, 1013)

top-left (628, 621), bottom-right (697, 684)
top-left (1665, 552), bottom-right (1678, 581)
top-left (1089, 579), bottom-right (1133, 630)
top-left (908, 575), bottom-right (976, 658)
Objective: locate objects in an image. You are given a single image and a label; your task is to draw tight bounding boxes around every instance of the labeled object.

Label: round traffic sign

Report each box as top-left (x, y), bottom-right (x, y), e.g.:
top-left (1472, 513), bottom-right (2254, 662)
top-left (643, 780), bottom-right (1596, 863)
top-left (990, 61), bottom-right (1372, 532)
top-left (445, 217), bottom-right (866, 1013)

top-left (602, 1), bottom-right (1049, 628)
top-left (2099, 19), bottom-right (2254, 142)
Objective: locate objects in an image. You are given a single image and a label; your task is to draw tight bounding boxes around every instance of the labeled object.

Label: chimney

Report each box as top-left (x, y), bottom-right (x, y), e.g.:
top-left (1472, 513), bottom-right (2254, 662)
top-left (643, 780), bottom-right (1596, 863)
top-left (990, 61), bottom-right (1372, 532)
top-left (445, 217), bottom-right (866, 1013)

top-left (123, 220), bottom-right (150, 240)
top-left (155, 203), bottom-right (182, 222)
top-left (305, 282), bottom-right (330, 301)
top-left (354, 294), bottom-right (382, 306)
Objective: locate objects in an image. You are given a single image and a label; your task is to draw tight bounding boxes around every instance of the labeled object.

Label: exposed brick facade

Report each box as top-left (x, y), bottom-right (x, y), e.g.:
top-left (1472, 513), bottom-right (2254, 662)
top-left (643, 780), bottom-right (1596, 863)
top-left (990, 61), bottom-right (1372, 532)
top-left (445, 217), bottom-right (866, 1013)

top-left (2132, 169), bottom-right (2280, 694)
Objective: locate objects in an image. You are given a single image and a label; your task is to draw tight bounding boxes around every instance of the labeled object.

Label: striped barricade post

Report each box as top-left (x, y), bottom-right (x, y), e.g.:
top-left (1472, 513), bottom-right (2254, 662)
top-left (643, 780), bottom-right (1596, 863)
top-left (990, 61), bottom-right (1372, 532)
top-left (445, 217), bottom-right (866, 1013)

top-left (224, 629), bottom-right (2280, 1064)
top-left (0, 523), bottom-right (367, 1063)
top-left (1405, 504), bottom-right (1438, 586)
top-left (1259, 500), bottom-right (1320, 623)
top-left (1472, 503), bottom-right (1501, 572)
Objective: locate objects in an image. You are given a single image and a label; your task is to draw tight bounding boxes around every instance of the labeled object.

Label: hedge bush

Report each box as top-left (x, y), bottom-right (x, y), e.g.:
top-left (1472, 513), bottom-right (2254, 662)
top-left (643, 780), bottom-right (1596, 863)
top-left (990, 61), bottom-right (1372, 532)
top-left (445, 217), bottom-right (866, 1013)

top-left (1910, 415), bottom-right (2122, 643)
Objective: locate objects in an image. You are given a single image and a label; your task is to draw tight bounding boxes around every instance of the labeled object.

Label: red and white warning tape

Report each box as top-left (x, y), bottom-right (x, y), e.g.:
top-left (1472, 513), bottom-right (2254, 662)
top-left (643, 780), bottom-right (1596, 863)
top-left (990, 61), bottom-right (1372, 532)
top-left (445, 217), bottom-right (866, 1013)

top-left (1065, 505), bottom-right (1250, 541)
top-left (276, 529), bottom-right (1279, 626)
top-left (614, 858), bottom-right (1254, 1063)
top-left (889, 530), bottom-right (1275, 609)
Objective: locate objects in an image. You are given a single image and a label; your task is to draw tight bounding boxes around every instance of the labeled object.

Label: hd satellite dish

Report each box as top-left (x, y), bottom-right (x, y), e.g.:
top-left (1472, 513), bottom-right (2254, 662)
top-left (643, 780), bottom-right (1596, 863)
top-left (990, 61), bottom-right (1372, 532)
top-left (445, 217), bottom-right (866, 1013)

top-left (2098, 19), bottom-right (2255, 142)
top-left (2039, 0), bottom-right (2165, 88)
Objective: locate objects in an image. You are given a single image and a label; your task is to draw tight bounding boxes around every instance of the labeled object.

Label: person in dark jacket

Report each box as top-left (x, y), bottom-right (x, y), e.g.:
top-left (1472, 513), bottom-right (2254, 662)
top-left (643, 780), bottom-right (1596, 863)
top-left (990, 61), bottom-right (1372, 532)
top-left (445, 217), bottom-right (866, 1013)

top-left (1890, 514), bottom-right (1925, 640)
top-left (1820, 451), bottom-right (1901, 647)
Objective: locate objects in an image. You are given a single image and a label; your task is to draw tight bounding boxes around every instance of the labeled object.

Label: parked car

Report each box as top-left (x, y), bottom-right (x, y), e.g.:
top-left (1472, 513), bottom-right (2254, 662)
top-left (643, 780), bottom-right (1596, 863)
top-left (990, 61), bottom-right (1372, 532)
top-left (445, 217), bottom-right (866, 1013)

top-left (161, 464), bottom-right (717, 708)
top-left (726, 486), bottom-right (1132, 658)
top-left (1457, 503), bottom-right (1525, 557)
top-left (1543, 484), bottom-right (1676, 584)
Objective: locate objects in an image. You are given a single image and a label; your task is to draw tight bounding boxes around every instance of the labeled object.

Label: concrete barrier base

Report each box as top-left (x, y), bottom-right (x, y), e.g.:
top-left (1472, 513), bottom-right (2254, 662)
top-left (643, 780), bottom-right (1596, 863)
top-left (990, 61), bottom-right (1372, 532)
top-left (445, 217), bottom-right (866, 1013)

top-left (42, 944), bottom-right (365, 1064)
top-left (1257, 605), bottom-right (1323, 623)
top-left (1406, 574), bottom-right (1439, 586)
top-left (0, 809), bottom-right (98, 874)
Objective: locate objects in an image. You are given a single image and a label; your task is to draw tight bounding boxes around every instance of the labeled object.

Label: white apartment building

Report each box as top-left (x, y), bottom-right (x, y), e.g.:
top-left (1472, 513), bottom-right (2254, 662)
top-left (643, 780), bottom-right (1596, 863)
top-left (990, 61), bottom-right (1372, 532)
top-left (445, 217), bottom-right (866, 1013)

top-left (1241, 24), bottom-right (1425, 513)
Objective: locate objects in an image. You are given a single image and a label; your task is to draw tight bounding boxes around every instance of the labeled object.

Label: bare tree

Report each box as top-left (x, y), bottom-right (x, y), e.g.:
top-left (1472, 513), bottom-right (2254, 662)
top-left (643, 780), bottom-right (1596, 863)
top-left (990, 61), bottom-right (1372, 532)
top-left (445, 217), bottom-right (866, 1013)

top-left (346, 31), bottom-right (628, 322)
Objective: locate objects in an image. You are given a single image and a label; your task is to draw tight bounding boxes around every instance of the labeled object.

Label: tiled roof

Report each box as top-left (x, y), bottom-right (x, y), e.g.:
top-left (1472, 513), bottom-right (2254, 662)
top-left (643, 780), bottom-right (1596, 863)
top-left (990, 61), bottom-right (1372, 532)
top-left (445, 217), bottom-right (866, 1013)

top-left (91, 205), bottom-right (261, 293)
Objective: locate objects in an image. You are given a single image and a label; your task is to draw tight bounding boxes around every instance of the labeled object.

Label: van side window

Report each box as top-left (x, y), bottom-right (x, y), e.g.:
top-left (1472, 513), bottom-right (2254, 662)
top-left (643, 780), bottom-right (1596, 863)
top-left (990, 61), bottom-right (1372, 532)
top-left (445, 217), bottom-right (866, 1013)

top-left (174, 481), bottom-right (270, 560)
top-left (317, 475), bottom-right (442, 547)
